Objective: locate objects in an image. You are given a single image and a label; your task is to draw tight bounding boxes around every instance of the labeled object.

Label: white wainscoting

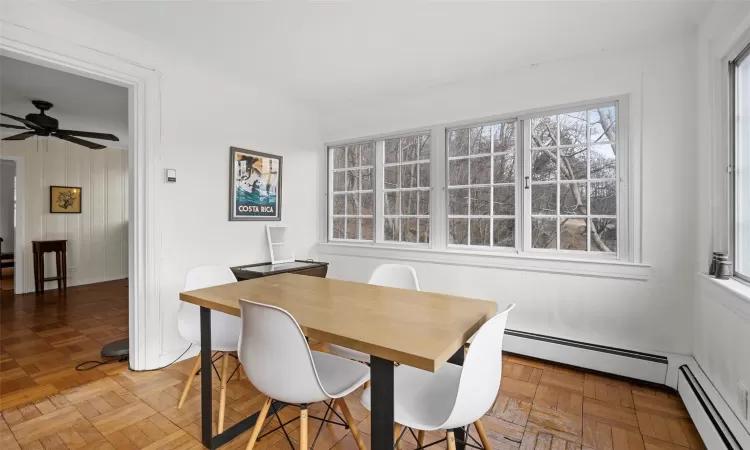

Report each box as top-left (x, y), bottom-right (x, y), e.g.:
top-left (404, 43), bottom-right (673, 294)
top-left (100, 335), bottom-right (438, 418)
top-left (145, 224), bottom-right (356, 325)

top-left (0, 135), bottom-right (128, 292)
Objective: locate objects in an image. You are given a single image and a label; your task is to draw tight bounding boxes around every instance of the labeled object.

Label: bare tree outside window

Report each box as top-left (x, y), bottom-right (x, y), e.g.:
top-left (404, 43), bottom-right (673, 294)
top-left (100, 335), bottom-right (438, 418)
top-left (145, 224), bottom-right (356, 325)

top-left (383, 133), bottom-right (431, 243)
top-left (448, 121), bottom-right (516, 247)
top-left (329, 142), bottom-right (375, 241)
top-left (530, 106), bottom-right (617, 252)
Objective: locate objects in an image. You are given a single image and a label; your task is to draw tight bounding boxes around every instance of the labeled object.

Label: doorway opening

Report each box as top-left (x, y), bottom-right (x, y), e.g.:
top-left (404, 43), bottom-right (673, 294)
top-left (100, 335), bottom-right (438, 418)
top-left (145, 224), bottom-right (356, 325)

top-left (0, 55), bottom-right (131, 408)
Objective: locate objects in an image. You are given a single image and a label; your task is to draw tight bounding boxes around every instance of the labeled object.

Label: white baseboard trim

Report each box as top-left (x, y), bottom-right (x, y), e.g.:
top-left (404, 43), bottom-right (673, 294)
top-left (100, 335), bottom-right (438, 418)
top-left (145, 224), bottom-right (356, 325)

top-left (677, 361), bottom-right (749, 450)
top-left (503, 329), bottom-right (669, 384)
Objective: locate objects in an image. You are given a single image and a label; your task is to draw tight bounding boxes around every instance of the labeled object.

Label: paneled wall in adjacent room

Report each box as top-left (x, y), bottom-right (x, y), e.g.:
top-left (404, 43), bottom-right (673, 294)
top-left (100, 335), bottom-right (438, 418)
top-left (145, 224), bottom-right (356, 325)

top-left (0, 136), bottom-right (128, 292)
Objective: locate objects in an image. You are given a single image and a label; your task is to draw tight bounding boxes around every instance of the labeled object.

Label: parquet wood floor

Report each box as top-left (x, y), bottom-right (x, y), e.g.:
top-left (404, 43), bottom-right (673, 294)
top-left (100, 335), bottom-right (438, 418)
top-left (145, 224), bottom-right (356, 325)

top-left (1, 280), bottom-right (705, 449)
top-left (1, 279), bottom-right (129, 410)
top-left (0, 347), bottom-right (705, 450)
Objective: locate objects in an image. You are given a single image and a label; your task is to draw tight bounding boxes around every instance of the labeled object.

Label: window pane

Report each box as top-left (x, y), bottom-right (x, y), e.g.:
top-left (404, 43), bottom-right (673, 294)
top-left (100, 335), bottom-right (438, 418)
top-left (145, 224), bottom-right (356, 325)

top-left (401, 136), bottom-right (418, 162)
top-left (493, 154), bottom-right (515, 183)
top-left (560, 182), bottom-right (587, 215)
top-left (449, 158), bottom-right (469, 185)
top-left (470, 219), bottom-right (491, 246)
top-left (402, 218), bottom-right (418, 243)
top-left (590, 107), bottom-right (616, 143)
top-left (449, 219), bottom-right (468, 245)
top-left (449, 129), bottom-right (469, 157)
top-left (560, 147), bottom-right (587, 180)
top-left (591, 218), bottom-right (616, 252)
top-left (401, 191), bottom-right (418, 215)
top-left (470, 126), bottom-right (491, 155)
top-left (401, 164), bottom-right (417, 188)
top-left (419, 191), bottom-right (430, 215)
top-left (332, 218), bottom-right (345, 239)
top-left (384, 192), bottom-right (399, 215)
top-left (385, 139), bottom-right (400, 163)
top-left (559, 111), bottom-right (587, 146)
top-left (532, 150), bottom-right (557, 181)
top-left (560, 217), bottom-right (587, 251)
top-left (361, 218), bottom-right (373, 241)
top-left (493, 122), bottom-right (516, 152)
top-left (384, 218), bottom-right (399, 241)
top-left (329, 142), bottom-right (374, 242)
top-left (346, 145), bottom-right (360, 168)
top-left (493, 186), bottom-right (515, 216)
top-left (332, 147), bottom-right (346, 169)
top-left (361, 142), bottom-right (375, 166)
top-left (470, 187), bottom-right (491, 216)
top-left (419, 134), bottom-right (431, 160)
top-left (346, 218), bottom-right (359, 240)
top-left (333, 172), bottom-right (346, 192)
top-left (590, 181), bottom-right (616, 215)
top-left (361, 193), bottom-right (373, 215)
top-left (532, 184), bottom-right (557, 215)
top-left (346, 170), bottom-right (360, 191)
top-left (532, 218), bottom-right (557, 249)
top-left (493, 219), bottom-right (515, 247)
top-left (418, 219), bottom-right (430, 243)
top-left (346, 193), bottom-right (360, 215)
top-left (361, 168), bottom-right (373, 190)
top-left (449, 188), bottom-right (469, 215)
top-left (591, 144), bottom-right (616, 179)
top-left (384, 166), bottom-right (399, 189)
top-left (531, 115), bottom-right (557, 147)
top-left (332, 194), bottom-right (345, 215)
top-left (470, 156), bottom-right (491, 185)
top-left (419, 163), bottom-right (430, 187)
top-left (737, 58), bottom-right (750, 277)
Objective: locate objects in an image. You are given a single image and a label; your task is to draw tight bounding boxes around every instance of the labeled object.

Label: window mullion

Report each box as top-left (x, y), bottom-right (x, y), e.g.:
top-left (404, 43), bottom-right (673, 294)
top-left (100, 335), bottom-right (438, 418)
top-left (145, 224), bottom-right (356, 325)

top-left (375, 140), bottom-right (385, 244)
top-left (522, 119), bottom-right (532, 252)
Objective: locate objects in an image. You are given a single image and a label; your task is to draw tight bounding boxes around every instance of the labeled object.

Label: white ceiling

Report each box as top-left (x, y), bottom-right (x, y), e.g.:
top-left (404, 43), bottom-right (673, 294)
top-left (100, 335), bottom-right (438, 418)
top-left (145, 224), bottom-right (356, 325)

top-left (59, 0), bottom-right (713, 110)
top-left (0, 56), bottom-right (128, 143)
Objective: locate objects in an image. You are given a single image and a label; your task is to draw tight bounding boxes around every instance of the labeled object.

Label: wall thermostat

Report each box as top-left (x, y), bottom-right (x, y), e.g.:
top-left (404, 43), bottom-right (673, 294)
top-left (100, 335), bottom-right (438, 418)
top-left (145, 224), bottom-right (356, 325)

top-left (166, 169), bottom-right (176, 183)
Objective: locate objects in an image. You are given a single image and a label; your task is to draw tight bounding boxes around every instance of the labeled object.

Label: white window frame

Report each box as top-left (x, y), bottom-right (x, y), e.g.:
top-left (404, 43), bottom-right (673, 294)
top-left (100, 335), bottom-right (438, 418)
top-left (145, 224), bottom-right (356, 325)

top-left (327, 140), bottom-right (376, 243)
top-left (324, 96), bottom-right (634, 264)
top-left (730, 43), bottom-right (750, 284)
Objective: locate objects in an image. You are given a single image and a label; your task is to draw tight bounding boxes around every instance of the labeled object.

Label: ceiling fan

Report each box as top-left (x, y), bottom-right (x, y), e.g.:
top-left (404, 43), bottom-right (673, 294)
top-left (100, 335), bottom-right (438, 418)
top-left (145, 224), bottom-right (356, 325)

top-left (1, 100), bottom-right (119, 150)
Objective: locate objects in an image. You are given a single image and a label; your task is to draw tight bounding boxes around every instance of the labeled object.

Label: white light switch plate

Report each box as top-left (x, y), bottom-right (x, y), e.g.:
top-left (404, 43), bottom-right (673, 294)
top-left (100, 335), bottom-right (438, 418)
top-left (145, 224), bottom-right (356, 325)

top-left (739, 382), bottom-right (749, 420)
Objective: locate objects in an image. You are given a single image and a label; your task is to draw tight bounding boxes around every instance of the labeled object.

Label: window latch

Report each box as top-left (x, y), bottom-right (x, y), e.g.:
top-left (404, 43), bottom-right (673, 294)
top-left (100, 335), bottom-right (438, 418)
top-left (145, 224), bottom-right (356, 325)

top-left (524, 176), bottom-right (530, 190)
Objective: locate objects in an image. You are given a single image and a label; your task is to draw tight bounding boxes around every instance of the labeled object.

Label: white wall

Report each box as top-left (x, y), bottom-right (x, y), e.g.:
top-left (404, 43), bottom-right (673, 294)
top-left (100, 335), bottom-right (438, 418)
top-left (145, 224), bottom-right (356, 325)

top-left (317, 33), bottom-right (699, 355)
top-left (695, 3), bottom-right (750, 432)
top-left (0, 136), bottom-right (129, 290)
top-left (0, 159), bottom-right (15, 253)
top-left (1, 0), bottom-right (323, 358)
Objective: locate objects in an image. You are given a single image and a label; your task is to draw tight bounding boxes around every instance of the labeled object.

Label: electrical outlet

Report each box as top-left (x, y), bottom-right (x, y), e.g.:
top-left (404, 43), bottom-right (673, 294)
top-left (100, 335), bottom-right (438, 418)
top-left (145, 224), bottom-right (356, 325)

top-left (739, 382), bottom-right (749, 420)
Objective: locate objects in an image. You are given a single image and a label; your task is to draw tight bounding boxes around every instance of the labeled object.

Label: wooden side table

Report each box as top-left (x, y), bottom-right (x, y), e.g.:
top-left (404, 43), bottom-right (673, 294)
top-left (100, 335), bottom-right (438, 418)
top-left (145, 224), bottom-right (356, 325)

top-left (32, 240), bottom-right (67, 294)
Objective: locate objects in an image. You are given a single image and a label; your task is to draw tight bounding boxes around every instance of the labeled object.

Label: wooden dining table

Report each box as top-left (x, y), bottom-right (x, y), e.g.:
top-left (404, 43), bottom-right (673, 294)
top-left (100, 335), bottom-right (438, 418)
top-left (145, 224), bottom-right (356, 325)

top-left (179, 273), bottom-right (497, 450)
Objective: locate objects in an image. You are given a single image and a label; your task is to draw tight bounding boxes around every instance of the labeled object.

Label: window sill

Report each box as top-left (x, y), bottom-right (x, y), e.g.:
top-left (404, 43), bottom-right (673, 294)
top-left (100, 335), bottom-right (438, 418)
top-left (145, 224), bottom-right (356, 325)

top-left (697, 273), bottom-right (750, 320)
top-left (316, 242), bottom-right (650, 281)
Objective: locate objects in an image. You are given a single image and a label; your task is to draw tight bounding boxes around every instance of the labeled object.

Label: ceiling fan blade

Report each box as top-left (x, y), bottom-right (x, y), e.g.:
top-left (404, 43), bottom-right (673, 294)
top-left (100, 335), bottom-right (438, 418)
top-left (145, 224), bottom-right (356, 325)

top-left (2, 131), bottom-right (36, 141)
top-left (56, 129), bottom-right (119, 141)
top-left (1, 123), bottom-right (29, 130)
top-left (53, 133), bottom-right (107, 150)
top-left (0, 113), bottom-right (42, 130)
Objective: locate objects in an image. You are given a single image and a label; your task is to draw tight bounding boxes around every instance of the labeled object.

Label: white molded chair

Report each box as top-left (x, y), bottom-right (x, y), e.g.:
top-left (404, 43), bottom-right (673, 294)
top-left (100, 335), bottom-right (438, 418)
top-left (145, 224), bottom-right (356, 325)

top-left (176, 265), bottom-right (242, 433)
top-left (238, 299), bottom-right (370, 450)
top-left (327, 264), bottom-right (420, 363)
top-left (360, 303), bottom-right (516, 450)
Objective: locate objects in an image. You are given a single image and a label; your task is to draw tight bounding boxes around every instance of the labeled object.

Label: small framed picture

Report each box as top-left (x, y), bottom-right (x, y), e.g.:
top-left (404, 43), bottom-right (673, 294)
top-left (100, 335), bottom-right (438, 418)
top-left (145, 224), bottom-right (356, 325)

top-left (50, 186), bottom-right (82, 214)
top-left (229, 147), bottom-right (282, 221)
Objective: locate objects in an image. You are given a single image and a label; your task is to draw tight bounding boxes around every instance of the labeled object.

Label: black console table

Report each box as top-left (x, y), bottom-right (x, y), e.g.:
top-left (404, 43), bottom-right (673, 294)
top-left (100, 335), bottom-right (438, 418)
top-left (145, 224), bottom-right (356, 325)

top-left (231, 260), bottom-right (329, 280)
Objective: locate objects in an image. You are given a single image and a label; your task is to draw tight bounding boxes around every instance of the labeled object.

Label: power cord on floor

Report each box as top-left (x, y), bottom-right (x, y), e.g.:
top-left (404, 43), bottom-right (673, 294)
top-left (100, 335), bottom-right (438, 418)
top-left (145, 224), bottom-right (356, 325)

top-left (75, 344), bottom-right (193, 372)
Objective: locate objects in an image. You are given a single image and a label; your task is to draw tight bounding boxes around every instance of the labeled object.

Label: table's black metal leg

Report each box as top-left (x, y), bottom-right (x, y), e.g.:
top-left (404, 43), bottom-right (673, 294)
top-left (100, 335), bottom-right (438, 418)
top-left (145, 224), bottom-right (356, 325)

top-left (371, 356), bottom-right (394, 450)
top-left (448, 346), bottom-right (466, 450)
top-left (200, 307), bottom-right (213, 448)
